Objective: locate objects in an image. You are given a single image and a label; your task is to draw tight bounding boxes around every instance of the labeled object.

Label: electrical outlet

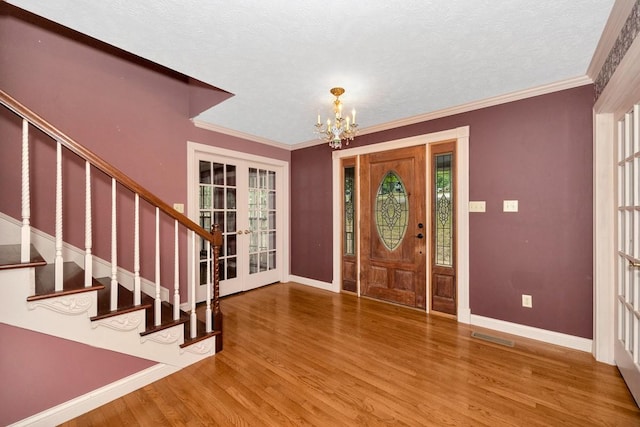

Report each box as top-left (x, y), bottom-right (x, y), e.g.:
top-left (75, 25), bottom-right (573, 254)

top-left (173, 203), bottom-right (184, 213)
top-left (522, 294), bottom-right (532, 308)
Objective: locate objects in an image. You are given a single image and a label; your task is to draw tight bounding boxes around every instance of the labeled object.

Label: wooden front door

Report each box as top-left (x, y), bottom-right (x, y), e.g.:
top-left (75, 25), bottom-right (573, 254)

top-left (430, 142), bottom-right (456, 315)
top-left (360, 145), bottom-right (426, 308)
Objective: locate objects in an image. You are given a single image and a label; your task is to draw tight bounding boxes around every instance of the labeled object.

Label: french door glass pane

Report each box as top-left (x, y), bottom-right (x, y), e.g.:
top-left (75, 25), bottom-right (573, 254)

top-left (248, 167), bottom-right (276, 274)
top-left (199, 160), bottom-right (237, 284)
top-left (199, 161), bottom-right (211, 184)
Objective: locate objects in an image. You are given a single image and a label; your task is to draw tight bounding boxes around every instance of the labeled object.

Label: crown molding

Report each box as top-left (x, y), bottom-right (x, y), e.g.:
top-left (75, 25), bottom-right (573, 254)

top-left (291, 75), bottom-right (592, 151)
top-left (191, 119), bottom-right (292, 151)
top-left (195, 75), bottom-right (592, 152)
top-left (587, 0), bottom-right (637, 80)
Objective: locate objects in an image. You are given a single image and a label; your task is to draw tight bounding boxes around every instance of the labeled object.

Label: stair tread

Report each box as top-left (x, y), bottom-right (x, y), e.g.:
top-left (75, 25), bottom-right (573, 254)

top-left (0, 244), bottom-right (47, 270)
top-left (27, 262), bottom-right (104, 301)
top-left (91, 277), bottom-right (152, 320)
top-left (181, 318), bottom-right (221, 348)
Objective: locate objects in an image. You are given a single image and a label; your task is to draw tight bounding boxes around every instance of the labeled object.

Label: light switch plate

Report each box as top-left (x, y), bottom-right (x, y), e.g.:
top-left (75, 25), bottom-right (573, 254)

top-left (173, 203), bottom-right (184, 213)
top-left (469, 201), bottom-right (486, 212)
top-left (503, 200), bottom-right (518, 212)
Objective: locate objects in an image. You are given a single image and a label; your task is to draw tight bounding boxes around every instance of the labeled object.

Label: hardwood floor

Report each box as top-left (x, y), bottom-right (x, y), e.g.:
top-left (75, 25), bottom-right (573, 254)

top-left (63, 282), bottom-right (640, 426)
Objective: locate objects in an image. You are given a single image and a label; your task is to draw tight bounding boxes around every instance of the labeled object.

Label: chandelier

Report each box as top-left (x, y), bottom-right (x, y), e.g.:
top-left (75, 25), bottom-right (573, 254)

top-left (314, 87), bottom-right (358, 149)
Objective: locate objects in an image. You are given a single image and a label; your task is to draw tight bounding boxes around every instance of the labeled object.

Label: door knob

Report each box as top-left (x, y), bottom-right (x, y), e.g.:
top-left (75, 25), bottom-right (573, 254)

top-left (416, 233), bottom-right (424, 239)
top-left (237, 230), bottom-right (243, 235)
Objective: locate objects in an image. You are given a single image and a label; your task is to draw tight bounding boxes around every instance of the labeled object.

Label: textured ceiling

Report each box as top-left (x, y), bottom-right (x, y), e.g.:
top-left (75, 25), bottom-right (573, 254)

top-left (6, 0), bottom-right (614, 146)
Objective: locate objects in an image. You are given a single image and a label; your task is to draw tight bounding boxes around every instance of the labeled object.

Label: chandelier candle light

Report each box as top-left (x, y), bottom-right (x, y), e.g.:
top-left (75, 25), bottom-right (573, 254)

top-left (315, 87), bottom-right (358, 149)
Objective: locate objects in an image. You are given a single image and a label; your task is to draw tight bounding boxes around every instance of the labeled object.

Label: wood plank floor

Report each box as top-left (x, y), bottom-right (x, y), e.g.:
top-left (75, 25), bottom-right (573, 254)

top-left (63, 282), bottom-right (640, 426)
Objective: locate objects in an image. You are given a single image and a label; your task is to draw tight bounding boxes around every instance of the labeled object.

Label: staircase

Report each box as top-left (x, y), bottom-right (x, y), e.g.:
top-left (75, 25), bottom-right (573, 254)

top-left (0, 89), bottom-right (223, 424)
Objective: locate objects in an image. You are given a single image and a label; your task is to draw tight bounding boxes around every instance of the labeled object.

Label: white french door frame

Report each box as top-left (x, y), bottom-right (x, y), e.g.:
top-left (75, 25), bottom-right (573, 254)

top-left (186, 141), bottom-right (290, 306)
top-left (593, 28), bottom-right (640, 368)
top-left (331, 126), bottom-right (470, 323)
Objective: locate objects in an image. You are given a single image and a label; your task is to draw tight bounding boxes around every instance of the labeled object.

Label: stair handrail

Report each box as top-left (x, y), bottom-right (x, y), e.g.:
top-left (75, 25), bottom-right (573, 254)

top-left (2, 88), bottom-right (223, 349)
top-left (0, 89), bottom-right (215, 244)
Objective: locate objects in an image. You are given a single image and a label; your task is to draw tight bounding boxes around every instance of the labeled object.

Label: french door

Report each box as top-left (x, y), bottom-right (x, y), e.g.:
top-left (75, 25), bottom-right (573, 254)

top-left (196, 154), bottom-right (282, 299)
top-left (615, 103), bottom-right (640, 404)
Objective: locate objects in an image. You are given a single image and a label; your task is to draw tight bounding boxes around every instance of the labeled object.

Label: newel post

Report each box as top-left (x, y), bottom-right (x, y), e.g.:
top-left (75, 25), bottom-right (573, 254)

top-left (211, 224), bottom-right (224, 352)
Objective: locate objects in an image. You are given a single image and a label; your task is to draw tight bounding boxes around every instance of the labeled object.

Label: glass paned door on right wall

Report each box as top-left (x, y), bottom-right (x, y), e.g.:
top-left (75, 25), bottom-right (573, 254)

top-left (616, 103), bottom-right (640, 404)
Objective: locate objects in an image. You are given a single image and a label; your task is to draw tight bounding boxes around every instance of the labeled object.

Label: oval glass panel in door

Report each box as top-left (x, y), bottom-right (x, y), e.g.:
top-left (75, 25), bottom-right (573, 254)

top-left (375, 171), bottom-right (409, 251)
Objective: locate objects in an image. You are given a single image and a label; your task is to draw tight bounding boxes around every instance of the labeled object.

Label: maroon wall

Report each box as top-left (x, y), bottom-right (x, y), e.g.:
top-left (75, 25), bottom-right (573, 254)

top-left (0, 4), bottom-right (290, 288)
top-left (292, 86), bottom-right (594, 339)
top-left (0, 5), bottom-right (290, 422)
top-left (0, 323), bottom-right (156, 425)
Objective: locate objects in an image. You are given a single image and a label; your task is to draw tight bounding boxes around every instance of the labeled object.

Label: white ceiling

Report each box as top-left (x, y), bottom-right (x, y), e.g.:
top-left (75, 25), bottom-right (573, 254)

top-left (7, 0), bottom-right (615, 147)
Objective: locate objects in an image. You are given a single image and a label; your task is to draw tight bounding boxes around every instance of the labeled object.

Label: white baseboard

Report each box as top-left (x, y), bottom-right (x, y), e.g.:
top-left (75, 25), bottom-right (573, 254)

top-left (9, 364), bottom-right (178, 427)
top-left (470, 314), bottom-right (594, 353)
top-left (457, 308), bottom-right (471, 324)
top-left (287, 275), bottom-right (337, 293)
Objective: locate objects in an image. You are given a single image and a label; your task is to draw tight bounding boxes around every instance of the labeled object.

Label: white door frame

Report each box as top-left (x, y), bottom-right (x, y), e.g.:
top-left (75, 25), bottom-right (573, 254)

top-left (592, 29), bottom-right (640, 365)
top-left (331, 126), bottom-right (470, 323)
top-left (186, 141), bottom-right (290, 305)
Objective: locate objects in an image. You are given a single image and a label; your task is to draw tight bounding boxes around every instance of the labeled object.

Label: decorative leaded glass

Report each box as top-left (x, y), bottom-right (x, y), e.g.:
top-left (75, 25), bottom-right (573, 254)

top-left (344, 167), bottom-right (355, 255)
top-left (375, 171), bottom-right (408, 251)
top-left (435, 154), bottom-right (453, 266)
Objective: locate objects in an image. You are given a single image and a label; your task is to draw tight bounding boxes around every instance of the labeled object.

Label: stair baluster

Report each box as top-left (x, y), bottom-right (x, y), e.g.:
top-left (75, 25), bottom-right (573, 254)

top-left (133, 193), bottom-right (141, 306)
top-left (110, 178), bottom-right (118, 311)
top-left (212, 224), bottom-right (223, 351)
top-left (54, 141), bottom-right (63, 291)
top-left (190, 230), bottom-right (197, 338)
top-left (20, 119), bottom-right (30, 263)
top-left (84, 161), bottom-right (93, 287)
top-left (206, 239), bottom-right (212, 333)
top-left (2, 88), bottom-right (224, 367)
top-left (154, 207), bottom-right (161, 326)
top-left (173, 219), bottom-right (180, 320)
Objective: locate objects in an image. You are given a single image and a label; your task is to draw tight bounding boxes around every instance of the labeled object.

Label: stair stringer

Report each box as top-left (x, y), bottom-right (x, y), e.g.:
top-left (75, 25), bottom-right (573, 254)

top-left (0, 267), bottom-right (215, 368)
top-left (0, 214), bottom-right (216, 368)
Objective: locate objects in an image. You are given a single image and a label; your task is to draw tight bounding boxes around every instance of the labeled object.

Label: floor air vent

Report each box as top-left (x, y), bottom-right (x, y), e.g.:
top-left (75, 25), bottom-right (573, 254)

top-left (471, 331), bottom-right (515, 347)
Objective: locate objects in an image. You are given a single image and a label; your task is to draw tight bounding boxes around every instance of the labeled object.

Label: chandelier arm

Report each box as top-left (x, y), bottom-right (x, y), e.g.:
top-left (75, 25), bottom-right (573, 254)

top-left (314, 87), bottom-right (358, 149)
